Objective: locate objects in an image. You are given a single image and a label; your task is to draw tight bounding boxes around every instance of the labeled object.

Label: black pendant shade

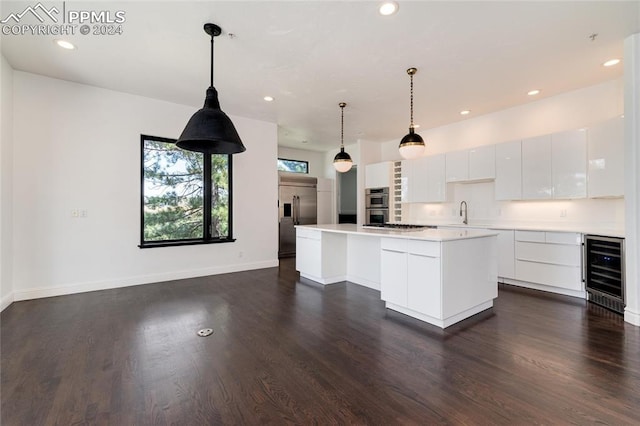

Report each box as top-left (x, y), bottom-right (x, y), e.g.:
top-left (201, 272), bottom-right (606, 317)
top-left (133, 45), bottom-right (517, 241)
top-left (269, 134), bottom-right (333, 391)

top-left (400, 127), bottom-right (425, 146)
top-left (176, 23), bottom-right (246, 155)
top-left (334, 147), bottom-right (352, 162)
top-left (176, 87), bottom-right (246, 154)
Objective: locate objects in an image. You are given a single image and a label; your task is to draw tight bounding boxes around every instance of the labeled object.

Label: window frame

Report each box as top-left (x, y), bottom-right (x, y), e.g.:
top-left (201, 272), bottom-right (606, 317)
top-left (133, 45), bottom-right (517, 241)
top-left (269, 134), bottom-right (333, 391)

top-left (139, 134), bottom-right (235, 248)
top-left (277, 157), bottom-right (309, 174)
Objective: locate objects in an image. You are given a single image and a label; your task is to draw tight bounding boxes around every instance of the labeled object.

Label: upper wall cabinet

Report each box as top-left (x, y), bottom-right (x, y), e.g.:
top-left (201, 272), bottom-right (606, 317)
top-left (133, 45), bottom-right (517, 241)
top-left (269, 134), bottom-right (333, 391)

top-left (445, 150), bottom-right (468, 182)
top-left (365, 161), bottom-right (394, 189)
top-left (552, 129), bottom-right (587, 199)
top-left (587, 116), bottom-right (624, 198)
top-left (522, 135), bottom-right (553, 199)
top-left (401, 154), bottom-right (447, 203)
top-left (445, 145), bottom-right (495, 183)
top-left (495, 140), bottom-right (522, 200)
top-left (468, 145), bottom-right (496, 181)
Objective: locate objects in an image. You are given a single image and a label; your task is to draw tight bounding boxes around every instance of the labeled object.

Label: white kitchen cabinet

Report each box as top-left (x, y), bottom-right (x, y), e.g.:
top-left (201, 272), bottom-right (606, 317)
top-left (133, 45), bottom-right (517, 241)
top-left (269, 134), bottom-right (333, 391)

top-left (365, 161), bottom-right (394, 189)
top-left (426, 154), bottom-right (447, 202)
top-left (380, 239), bottom-right (408, 306)
top-left (401, 155), bottom-right (447, 203)
top-left (408, 252), bottom-right (441, 318)
top-left (380, 235), bottom-right (497, 328)
top-left (521, 135), bottom-right (552, 199)
top-left (587, 116), bottom-right (624, 198)
top-left (408, 156), bottom-right (429, 202)
top-left (296, 228), bottom-right (347, 284)
top-left (468, 145), bottom-right (495, 181)
top-left (494, 140), bottom-right (522, 200)
top-left (552, 129), bottom-right (587, 199)
top-left (514, 231), bottom-right (583, 295)
top-left (445, 150), bottom-right (468, 182)
top-left (492, 229), bottom-right (515, 280)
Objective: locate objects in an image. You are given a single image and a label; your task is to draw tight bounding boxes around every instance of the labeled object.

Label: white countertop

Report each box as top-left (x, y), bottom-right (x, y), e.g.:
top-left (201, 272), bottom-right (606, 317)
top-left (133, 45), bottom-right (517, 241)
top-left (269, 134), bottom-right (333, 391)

top-left (296, 224), bottom-right (498, 242)
top-left (429, 222), bottom-right (625, 238)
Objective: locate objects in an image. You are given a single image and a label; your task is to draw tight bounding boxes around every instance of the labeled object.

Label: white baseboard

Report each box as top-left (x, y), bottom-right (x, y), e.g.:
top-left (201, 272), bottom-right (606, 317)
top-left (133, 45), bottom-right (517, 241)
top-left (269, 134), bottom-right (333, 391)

top-left (12, 259), bottom-right (279, 302)
top-left (625, 308), bottom-right (640, 326)
top-left (499, 278), bottom-right (586, 299)
top-left (346, 275), bottom-right (380, 291)
top-left (1, 292), bottom-right (14, 312)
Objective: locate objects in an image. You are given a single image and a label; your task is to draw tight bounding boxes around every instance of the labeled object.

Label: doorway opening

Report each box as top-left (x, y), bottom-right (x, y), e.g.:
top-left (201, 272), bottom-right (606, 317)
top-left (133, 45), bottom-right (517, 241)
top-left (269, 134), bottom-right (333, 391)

top-left (337, 166), bottom-right (357, 224)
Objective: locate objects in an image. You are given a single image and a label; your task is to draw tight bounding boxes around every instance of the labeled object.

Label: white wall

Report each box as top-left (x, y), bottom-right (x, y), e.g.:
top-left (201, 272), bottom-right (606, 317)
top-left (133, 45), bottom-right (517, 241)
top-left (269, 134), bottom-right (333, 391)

top-left (10, 72), bottom-right (278, 301)
top-left (624, 33), bottom-right (640, 326)
top-left (0, 55), bottom-right (14, 310)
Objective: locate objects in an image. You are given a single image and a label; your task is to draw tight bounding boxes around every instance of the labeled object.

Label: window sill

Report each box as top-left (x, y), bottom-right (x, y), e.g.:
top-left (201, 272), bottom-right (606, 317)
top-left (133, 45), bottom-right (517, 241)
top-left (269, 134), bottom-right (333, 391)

top-left (139, 238), bottom-right (236, 249)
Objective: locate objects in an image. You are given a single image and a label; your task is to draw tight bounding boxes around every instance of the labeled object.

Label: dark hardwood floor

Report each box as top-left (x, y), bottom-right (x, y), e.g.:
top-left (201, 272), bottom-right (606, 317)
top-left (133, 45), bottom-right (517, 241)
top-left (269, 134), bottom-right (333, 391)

top-left (2, 258), bottom-right (639, 425)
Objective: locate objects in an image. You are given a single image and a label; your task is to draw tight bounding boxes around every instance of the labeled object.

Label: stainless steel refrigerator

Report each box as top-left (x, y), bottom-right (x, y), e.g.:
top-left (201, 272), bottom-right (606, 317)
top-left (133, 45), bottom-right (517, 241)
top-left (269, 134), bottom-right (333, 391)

top-left (278, 175), bottom-right (317, 258)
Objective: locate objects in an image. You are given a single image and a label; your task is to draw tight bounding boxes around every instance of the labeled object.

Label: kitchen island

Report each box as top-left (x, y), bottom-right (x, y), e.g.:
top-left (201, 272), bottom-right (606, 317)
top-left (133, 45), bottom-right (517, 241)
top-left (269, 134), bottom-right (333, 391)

top-left (295, 224), bottom-right (498, 328)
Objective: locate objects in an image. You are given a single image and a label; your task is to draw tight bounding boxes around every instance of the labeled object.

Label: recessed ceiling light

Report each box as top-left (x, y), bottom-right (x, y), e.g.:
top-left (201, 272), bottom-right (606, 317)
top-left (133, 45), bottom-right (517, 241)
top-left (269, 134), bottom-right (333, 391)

top-left (603, 58), bottom-right (620, 67)
top-left (379, 1), bottom-right (399, 16)
top-left (263, 96), bottom-right (274, 102)
top-left (460, 110), bottom-right (471, 115)
top-left (54, 39), bottom-right (76, 50)
top-left (528, 89), bottom-right (540, 96)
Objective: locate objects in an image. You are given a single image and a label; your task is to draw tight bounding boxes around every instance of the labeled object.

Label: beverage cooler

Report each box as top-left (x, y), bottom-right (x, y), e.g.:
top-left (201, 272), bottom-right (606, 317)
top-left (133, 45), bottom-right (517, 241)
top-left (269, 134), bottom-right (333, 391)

top-left (584, 235), bottom-right (625, 314)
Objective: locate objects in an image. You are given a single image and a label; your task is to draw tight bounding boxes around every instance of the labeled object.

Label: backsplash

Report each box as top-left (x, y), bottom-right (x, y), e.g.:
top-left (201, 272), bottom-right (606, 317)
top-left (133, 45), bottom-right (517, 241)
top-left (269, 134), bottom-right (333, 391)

top-left (403, 181), bottom-right (624, 230)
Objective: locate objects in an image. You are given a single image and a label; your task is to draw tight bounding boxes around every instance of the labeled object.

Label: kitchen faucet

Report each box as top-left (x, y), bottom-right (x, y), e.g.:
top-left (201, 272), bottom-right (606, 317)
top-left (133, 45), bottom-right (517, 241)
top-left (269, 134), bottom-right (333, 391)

top-left (460, 201), bottom-right (468, 225)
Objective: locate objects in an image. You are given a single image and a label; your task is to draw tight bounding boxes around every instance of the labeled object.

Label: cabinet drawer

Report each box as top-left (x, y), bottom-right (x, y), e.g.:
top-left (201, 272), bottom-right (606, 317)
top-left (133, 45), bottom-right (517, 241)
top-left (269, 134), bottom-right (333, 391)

top-left (515, 242), bottom-right (581, 266)
top-left (407, 240), bottom-right (440, 257)
top-left (515, 260), bottom-right (582, 291)
top-left (515, 230), bottom-right (545, 243)
top-left (545, 232), bottom-right (581, 245)
top-left (296, 228), bottom-right (321, 240)
top-left (381, 238), bottom-right (407, 252)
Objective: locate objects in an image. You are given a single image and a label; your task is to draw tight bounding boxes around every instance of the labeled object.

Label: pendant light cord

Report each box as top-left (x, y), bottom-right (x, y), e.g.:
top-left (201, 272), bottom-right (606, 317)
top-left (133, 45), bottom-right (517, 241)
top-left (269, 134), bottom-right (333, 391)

top-left (340, 104), bottom-right (345, 150)
top-left (210, 34), bottom-right (214, 88)
top-left (409, 72), bottom-right (414, 129)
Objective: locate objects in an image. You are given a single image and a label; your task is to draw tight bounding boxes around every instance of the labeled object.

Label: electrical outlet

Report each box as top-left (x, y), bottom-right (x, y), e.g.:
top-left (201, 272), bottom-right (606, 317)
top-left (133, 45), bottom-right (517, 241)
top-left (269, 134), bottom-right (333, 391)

top-left (71, 209), bottom-right (79, 218)
top-left (560, 209), bottom-right (567, 217)
top-left (80, 209), bottom-right (88, 218)
top-left (239, 251), bottom-right (244, 258)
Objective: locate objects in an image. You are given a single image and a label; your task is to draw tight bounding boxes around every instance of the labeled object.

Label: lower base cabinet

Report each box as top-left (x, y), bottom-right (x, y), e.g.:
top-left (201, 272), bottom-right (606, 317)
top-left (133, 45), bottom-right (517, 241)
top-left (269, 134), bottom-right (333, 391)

top-left (513, 231), bottom-right (583, 295)
top-left (381, 236), bottom-right (497, 328)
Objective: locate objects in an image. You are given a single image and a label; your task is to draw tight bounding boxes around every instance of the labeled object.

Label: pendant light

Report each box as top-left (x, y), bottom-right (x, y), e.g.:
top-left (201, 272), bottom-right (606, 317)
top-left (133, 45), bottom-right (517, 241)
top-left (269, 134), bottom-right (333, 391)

top-left (176, 23), bottom-right (246, 155)
top-left (333, 102), bottom-right (353, 173)
top-left (398, 67), bottom-right (425, 159)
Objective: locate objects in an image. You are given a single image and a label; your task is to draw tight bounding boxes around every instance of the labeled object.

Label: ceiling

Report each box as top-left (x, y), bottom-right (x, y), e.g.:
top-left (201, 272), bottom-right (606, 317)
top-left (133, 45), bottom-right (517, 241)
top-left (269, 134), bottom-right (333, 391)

top-left (1, 1), bottom-right (639, 152)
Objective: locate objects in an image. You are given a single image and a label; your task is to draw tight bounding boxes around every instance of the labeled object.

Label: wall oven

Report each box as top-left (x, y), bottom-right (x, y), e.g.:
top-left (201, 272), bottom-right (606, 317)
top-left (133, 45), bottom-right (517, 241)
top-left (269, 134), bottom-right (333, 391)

top-left (367, 208), bottom-right (389, 225)
top-left (365, 187), bottom-right (389, 225)
top-left (584, 235), bottom-right (625, 314)
top-left (365, 187), bottom-right (389, 209)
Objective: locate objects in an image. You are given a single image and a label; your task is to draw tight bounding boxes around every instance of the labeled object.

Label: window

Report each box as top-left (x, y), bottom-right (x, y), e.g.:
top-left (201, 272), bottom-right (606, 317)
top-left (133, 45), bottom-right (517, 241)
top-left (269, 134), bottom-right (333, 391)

top-left (140, 135), bottom-right (233, 248)
top-left (277, 158), bottom-right (308, 174)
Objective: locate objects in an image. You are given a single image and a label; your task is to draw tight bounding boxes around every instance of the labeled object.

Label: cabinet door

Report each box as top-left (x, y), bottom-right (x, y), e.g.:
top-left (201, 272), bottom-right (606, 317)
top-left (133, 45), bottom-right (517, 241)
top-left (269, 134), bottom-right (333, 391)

top-left (365, 162), bottom-right (393, 188)
top-left (495, 140), bottom-right (522, 200)
top-left (407, 253), bottom-right (441, 317)
top-left (552, 129), bottom-right (587, 199)
top-left (588, 117), bottom-right (624, 198)
top-left (426, 154), bottom-right (447, 202)
top-left (468, 145), bottom-right (495, 181)
top-left (522, 135), bottom-right (552, 199)
top-left (410, 156), bottom-right (430, 202)
top-left (296, 237), bottom-right (322, 277)
top-left (445, 150), bottom-right (469, 182)
top-left (494, 229), bottom-right (515, 279)
top-left (381, 249), bottom-right (408, 306)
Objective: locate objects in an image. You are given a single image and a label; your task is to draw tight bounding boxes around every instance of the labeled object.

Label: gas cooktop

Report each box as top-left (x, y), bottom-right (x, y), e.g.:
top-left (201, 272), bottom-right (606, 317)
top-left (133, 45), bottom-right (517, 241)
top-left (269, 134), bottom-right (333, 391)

top-left (362, 223), bottom-right (436, 231)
